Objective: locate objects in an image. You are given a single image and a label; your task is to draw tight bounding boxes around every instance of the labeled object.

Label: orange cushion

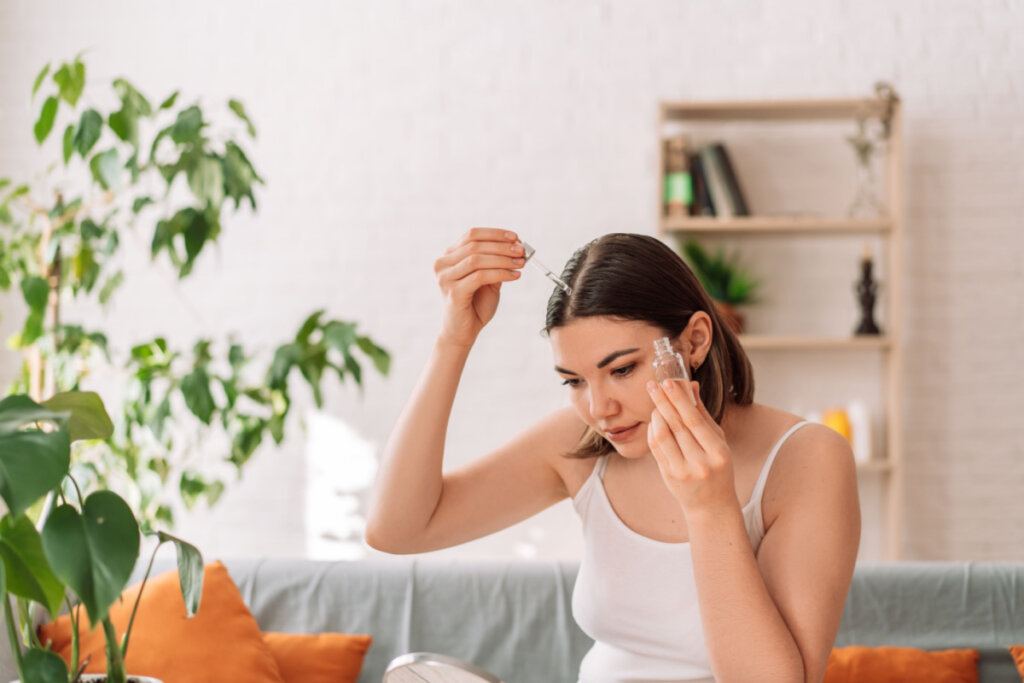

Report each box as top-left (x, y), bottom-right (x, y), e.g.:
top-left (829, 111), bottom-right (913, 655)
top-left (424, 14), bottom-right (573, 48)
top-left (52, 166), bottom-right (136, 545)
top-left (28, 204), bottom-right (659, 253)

top-left (824, 646), bottom-right (979, 683)
top-left (38, 561), bottom-right (285, 683)
top-left (262, 632), bottom-right (372, 683)
top-left (1010, 645), bottom-right (1024, 678)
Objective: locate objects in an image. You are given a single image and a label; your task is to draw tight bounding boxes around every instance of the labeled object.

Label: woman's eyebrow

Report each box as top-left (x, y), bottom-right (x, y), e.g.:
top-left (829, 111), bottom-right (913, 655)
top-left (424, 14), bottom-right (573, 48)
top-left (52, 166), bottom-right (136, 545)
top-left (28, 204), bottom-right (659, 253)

top-left (554, 348), bottom-right (641, 375)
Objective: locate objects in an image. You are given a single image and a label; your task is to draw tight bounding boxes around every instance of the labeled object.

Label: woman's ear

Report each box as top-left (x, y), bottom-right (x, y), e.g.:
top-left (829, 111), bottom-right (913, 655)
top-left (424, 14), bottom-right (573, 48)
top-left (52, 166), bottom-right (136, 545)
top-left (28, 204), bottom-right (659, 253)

top-left (679, 311), bottom-right (713, 370)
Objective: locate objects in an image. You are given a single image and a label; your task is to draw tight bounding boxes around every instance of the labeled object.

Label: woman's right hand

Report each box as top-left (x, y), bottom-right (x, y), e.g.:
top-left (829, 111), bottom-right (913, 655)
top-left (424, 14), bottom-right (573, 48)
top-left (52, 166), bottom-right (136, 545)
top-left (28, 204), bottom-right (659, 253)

top-left (433, 228), bottom-right (526, 348)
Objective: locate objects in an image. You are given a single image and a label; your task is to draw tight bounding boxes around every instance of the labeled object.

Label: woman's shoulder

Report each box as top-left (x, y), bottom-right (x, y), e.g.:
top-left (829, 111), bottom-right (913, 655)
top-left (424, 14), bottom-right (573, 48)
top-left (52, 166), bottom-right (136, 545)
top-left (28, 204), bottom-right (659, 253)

top-left (756, 405), bottom-right (858, 523)
top-left (521, 406), bottom-right (601, 494)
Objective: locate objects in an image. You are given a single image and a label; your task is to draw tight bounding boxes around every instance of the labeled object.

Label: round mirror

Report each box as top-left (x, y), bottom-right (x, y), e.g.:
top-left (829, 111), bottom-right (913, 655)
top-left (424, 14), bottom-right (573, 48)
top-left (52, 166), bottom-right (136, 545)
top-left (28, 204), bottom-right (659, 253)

top-left (383, 652), bottom-right (504, 683)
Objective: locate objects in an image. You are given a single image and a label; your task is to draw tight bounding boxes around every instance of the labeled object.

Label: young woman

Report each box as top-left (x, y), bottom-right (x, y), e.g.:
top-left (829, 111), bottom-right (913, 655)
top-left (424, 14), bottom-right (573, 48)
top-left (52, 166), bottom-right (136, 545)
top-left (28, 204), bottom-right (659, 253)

top-left (366, 228), bottom-right (860, 683)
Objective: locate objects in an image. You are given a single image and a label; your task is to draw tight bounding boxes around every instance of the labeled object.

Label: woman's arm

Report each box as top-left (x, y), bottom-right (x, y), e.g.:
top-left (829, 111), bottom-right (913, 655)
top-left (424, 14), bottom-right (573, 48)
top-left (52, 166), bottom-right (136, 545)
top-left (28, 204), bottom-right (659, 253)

top-left (364, 227), bottom-right (574, 554)
top-left (647, 380), bottom-right (859, 683)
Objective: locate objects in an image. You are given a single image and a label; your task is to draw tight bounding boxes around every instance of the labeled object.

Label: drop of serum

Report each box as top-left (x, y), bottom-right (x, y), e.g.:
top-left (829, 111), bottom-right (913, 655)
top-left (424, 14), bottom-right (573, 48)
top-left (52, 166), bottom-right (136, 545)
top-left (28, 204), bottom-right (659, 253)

top-left (652, 337), bottom-right (696, 405)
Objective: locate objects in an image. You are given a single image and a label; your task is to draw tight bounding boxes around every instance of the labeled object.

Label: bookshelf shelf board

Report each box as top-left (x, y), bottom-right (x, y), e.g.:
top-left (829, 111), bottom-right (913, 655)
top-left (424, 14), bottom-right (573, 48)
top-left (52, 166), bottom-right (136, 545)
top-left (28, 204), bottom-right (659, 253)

top-left (739, 335), bottom-right (891, 351)
top-left (661, 216), bottom-right (891, 235)
top-left (661, 98), bottom-right (889, 122)
top-left (855, 460), bottom-right (894, 474)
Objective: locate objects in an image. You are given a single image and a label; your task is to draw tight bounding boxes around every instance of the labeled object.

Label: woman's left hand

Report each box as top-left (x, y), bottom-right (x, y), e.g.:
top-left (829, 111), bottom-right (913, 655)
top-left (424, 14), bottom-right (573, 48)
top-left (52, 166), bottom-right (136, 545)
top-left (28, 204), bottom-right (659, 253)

top-left (646, 379), bottom-right (738, 514)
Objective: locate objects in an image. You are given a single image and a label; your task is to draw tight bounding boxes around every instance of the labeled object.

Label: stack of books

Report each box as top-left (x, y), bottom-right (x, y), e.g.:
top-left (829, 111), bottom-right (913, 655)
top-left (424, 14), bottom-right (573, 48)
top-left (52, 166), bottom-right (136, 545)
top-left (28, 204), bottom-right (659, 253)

top-left (667, 139), bottom-right (750, 218)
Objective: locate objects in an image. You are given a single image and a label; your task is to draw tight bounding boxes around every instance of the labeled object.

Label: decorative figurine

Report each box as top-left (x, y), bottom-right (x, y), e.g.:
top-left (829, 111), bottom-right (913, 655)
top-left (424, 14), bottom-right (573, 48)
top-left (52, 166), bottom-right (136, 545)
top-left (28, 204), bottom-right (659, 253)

top-left (855, 244), bottom-right (881, 335)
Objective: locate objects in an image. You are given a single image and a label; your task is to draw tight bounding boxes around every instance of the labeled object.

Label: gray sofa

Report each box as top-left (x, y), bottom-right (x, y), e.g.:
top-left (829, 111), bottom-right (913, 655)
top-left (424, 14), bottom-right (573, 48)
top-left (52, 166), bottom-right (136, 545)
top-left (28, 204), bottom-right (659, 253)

top-left (6, 560), bottom-right (1024, 682)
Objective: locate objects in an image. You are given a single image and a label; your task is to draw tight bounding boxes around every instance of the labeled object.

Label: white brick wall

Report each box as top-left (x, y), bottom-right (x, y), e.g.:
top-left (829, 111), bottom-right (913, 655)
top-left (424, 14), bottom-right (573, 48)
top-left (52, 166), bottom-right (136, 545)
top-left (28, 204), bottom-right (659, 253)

top-left (0, 0), bottom-right (1021, 562)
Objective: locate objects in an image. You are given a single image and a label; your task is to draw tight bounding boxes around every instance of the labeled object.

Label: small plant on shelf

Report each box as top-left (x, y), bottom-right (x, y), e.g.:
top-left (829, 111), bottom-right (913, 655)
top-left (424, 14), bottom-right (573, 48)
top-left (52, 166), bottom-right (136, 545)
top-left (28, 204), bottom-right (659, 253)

top-left (678, 238), bottom-right (760, 334)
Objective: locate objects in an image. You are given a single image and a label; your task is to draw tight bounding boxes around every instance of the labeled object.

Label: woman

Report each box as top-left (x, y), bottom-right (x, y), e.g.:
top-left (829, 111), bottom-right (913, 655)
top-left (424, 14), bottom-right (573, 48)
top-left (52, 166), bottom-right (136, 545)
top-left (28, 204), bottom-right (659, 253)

top-left (366, 228), bottom-right (860, 683)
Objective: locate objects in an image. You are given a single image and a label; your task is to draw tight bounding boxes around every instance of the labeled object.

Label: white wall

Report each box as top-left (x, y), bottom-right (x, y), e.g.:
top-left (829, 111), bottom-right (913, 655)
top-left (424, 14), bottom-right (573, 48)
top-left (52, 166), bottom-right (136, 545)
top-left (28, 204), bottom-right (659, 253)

top-left (0, 0), bottom-right (1021, 562)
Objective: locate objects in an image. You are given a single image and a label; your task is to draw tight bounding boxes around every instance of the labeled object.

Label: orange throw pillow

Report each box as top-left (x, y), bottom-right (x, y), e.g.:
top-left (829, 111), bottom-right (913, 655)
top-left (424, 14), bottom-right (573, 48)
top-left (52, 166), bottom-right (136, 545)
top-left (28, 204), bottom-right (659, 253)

top-left (825, 646), bottom-right (979, 683)
top-left (38, 561), bottom-right (285, 683)
top-left (1010, 645), bottom-right (1024, 679)
top-left (263, 632), bottom-right (372, 683)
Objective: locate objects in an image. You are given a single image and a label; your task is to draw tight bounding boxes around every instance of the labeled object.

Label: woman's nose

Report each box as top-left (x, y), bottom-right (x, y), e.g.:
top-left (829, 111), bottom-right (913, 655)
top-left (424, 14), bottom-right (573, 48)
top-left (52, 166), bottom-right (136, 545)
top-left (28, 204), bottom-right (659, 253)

top-left (589, 387), bottom-right (619, 419)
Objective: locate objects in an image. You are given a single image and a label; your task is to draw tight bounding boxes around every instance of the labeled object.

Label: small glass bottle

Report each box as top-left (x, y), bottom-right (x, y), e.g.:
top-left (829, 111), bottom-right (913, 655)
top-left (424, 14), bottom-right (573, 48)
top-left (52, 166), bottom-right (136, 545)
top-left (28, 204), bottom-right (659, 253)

top-left (652, 337), bottom-right (695, 404)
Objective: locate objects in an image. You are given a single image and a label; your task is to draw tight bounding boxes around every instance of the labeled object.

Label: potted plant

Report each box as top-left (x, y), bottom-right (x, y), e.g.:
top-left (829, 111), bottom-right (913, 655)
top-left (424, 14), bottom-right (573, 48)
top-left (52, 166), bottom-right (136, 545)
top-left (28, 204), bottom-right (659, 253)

top-left (0, 56), bottom-right (390, 532)
top-left (0, 389), bottom-right (202, 683)
top-left (678, 239), bottom-right (760, 334)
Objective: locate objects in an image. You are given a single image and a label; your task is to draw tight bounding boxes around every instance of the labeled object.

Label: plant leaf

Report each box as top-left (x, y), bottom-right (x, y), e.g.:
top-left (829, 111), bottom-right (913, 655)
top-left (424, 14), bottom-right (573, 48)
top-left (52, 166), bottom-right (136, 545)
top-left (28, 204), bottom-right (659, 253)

top-left (34, 96), bottom-right (59, 144)
top-left (62, 123), bottom-right (75, 164)
top-left (41, 391), bottom-right (114, 442)
top-left (228, 99), bottom-right (256, 138)
top-left (180, 367), bottom-right (215, 425)
top-left (158, 91), bottom-right (179, 110)
top-left (89, 148), bottom-right (121, 192)
top-left (356, 335), bottom-right (391, 375)
top-left (148, 530), bottom-right (204, 616)
top-left (0, 514), bottom-right (65, 617)
top-left (22, 648), bottom-right (69, 683)
top-left (41, 492), bottom-right (140, 627)
top-left (0, 395), bottom-right (70, 518)
top-left (170, 105), bottom-right (203, 144)
top-left (53, 60), bottom-right (86, 107)
top-left (32, 63), bottom-right (51, 99)
top-left (187, 155), bottom-right (224, 208)
top-left (74, 109), bottom-right (104, 158)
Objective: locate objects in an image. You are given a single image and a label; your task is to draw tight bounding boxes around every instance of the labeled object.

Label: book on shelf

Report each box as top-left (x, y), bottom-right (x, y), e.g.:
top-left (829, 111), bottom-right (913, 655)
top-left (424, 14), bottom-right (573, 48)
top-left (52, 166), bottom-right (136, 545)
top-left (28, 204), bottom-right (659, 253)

top-left (688, 152), bottom-right (715, 216)
top-left (686, 142), bottom-right (751, 219)
top-left (710, 142), bottom-right (750, 216)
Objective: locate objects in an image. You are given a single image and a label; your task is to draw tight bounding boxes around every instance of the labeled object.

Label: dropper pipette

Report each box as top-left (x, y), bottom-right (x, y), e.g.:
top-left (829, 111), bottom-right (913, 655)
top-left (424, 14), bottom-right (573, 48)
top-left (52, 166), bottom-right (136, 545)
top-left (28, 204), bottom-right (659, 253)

top-left (520, 242), bottom-right (572, 295)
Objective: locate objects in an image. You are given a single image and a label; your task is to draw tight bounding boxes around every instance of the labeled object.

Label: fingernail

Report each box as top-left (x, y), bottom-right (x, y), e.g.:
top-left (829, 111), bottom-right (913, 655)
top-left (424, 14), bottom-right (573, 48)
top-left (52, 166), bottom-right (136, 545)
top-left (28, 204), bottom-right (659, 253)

top-left (505, 232), bottom-right (517, 241)
top-left (646, 381), bottom-right (656, 393)
top-left (661, 379), bottom-right (674, 392)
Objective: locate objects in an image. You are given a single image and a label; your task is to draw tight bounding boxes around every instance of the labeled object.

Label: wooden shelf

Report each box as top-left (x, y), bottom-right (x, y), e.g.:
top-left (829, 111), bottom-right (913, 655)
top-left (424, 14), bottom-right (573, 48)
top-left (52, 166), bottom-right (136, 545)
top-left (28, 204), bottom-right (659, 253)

top-left (739, 335), bottom-right (891, 351)
top-left (661, 98), bottom-right (889, 122)
top-left (659, 94), bottom-right (904, 559)
top-left (661, 216), bottom-right (891, 235)
top-left (856, 460), bottom-right (894, 474)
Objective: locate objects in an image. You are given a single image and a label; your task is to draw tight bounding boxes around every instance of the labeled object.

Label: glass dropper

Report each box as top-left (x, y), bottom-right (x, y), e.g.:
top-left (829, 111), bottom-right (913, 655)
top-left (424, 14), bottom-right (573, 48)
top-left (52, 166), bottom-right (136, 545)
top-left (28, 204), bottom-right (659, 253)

top-left (519, 241), bottom-right (572, 295)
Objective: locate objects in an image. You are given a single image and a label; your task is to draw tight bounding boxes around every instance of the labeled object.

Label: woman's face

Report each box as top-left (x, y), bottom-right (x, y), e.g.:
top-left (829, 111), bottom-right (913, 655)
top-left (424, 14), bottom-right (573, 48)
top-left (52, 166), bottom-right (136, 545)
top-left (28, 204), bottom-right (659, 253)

top-left (550, 316), bottom-right (678, 459)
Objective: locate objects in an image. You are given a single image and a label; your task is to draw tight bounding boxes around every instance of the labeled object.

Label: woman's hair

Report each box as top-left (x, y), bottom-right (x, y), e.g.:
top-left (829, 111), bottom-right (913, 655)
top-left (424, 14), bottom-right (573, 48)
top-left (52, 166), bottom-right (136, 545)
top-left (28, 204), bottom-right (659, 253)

top-left (544, 233), bottom-right (754, 459)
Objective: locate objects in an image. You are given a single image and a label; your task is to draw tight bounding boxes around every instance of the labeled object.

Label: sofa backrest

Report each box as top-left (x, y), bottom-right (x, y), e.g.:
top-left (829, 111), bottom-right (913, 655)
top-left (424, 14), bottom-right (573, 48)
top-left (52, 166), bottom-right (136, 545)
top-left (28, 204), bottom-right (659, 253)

top-left (226, 558), bottom-right (592, 683)
top-left (835, 562), bottom-right (1024, 683)
top-left (7, 559), bottom-right (1021, 683)
top-left (226, 559), bottom-right (1024, 683)
top-left (225, 559), bottom-right (1024, 683)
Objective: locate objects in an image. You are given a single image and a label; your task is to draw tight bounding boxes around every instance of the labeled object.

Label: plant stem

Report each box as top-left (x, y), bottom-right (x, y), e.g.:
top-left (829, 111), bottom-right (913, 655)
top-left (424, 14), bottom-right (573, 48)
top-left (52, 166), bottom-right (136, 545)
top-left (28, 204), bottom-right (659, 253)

top-left (3, 593), bottom-right (26, 683)
top-left (67, 598), bottom-right (81, 679)
top-left (121, 542), bottom-right (160, 657)
top-left (102, 616), bottom-right (127, 683)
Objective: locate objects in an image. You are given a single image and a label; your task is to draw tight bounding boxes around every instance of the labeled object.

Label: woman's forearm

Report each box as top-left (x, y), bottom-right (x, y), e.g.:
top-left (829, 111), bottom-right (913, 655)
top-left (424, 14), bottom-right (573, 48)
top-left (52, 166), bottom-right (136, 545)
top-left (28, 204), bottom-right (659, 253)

top-left (364, 334), bottom-right (474, 552)
top-left (687, 506), bottom-right (805, 683)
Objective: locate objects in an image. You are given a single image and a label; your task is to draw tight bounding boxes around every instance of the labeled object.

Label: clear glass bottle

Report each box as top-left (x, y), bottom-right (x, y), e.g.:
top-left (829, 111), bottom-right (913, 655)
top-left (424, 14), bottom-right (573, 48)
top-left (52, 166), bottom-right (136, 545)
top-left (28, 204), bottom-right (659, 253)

top-left (652, 337), bottom-right (695, 404)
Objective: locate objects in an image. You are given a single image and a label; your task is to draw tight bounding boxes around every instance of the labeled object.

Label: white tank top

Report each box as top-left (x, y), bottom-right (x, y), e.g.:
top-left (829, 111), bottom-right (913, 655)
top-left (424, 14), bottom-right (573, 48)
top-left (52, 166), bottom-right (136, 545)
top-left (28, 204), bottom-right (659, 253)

top-left (571, 421), bottom-right (809, 683)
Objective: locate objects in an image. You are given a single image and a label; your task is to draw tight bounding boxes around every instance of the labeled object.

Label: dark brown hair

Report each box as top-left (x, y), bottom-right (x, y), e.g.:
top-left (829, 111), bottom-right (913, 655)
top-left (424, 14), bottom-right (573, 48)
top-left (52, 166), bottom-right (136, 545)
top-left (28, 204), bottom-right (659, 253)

top-left (544, 233), bottom-right (754, 459)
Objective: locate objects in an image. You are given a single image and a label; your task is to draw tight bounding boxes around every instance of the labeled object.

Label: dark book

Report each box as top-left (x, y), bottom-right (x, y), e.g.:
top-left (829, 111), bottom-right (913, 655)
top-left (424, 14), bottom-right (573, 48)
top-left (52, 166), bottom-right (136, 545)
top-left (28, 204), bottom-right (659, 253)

top-left (689, 152), bottom-right (715, 216)
top-left (710, 142), bottom-right (750, 216)
top-left (698, 145), bottom-right (733, 218)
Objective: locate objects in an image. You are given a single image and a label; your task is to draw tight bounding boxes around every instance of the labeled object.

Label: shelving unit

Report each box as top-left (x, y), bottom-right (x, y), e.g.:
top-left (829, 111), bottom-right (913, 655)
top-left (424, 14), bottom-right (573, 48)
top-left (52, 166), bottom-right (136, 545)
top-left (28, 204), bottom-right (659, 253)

top-left (658, 96), bottom-right (904, 559)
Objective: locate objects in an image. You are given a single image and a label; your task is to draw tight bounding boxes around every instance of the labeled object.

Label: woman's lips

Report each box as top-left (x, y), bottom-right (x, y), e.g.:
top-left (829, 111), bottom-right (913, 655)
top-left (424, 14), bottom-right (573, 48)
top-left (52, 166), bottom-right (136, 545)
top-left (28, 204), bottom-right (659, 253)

top-left (605, 423), bottom-right (641, 442)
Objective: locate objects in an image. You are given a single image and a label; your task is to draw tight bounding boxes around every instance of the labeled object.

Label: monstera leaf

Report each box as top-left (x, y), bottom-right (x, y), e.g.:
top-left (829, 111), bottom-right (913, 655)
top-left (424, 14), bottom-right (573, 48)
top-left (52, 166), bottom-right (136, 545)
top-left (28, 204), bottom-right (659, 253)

top-left (0, 395), bottom-right (70, 518)
top-left (21, 649), bottom-right (69, 683)
top-left (41, 390), bottom-right (113, 442)
top-left (41, 491), bottom-right (140, 626)
top-left (0, 514), bottom-right (65, 618)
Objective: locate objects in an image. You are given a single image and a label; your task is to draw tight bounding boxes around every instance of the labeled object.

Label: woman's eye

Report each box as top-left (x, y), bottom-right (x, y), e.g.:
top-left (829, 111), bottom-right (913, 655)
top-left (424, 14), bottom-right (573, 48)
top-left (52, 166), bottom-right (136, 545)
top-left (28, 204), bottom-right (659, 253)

top-left (612, 363), bottom-right (636, 377)
top-left (561, 378), bottom-right (582, 388)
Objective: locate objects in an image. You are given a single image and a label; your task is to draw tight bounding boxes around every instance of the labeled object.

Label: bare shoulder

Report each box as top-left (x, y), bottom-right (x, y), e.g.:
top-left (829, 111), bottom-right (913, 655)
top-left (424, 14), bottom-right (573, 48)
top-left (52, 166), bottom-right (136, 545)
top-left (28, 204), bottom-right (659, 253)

top-left (762, 418), bottom-right (859, 527)
top-left (528, 405), bottom-right (598, 494)
top-left (487, 404), bottom-right (595, 496)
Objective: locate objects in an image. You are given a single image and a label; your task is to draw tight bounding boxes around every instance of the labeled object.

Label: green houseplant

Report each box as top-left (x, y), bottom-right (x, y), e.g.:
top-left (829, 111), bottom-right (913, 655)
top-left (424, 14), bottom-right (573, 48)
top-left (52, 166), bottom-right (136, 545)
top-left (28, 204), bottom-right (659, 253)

top-left (0, 56), bottom-right (390, 530)
top-left (0, 389), bottom-right (203, 683)
top-left (678, 239), bottom-right (760, 334)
